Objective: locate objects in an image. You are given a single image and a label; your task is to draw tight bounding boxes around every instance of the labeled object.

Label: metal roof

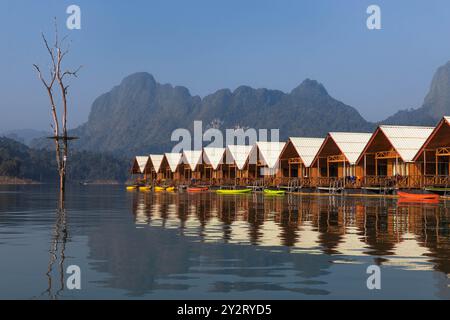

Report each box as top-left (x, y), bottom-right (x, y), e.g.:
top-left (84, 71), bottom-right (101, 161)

top-left (203, 147), bottom-right (225, 170)
top-left (378, 125), bottom-right (434, 162)
top-left (251, 141), bottom-right (286, 169)
top-left (226, 145), bottom-right (253, 170)
top-left (445, 116), bottom-right (450, 124)
top-left (328, 132), bottom-right (372, 165)
top-left (135, 156), bottom-right (149, 173)
top-left (181, 150), bottom-right (203, 170)
top-left (164, 153), bottom-right (182, 173)
top-left (288, 137), bottom-right (325, 168)
top-left (149, 154), bottom-right (164, 172)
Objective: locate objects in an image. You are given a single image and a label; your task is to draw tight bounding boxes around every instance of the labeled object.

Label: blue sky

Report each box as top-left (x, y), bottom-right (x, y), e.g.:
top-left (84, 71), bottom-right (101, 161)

top-left (1, 0), bottom-right (450, 131)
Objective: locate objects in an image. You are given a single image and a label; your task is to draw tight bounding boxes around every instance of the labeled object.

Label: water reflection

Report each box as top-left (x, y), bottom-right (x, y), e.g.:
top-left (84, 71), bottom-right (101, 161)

top-left (132, 193), bottom-right (450, 275)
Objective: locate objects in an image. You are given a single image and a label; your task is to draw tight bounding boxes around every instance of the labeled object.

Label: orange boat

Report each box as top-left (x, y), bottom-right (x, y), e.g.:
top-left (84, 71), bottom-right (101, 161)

top-left (397, 191), bottom-right (439, 201)
top-left (187, 187), bottom-right (209, 192)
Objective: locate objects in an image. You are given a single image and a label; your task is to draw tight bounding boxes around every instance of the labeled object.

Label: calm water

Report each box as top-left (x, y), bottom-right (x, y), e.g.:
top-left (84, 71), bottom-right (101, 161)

top-left (0, 185), bottom-right (449, 300)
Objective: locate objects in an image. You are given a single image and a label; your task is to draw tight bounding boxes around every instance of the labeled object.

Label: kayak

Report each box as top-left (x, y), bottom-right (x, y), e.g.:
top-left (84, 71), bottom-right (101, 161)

top-left (139, 186), bottom-right (152, 192)
top-left (216, 188), bottom-right (252, 195)
top-left (126, 185), bottom-right (138, 191)
top-left (154, 186), bottom-right (166, 192)
top-left (166, 187), bottom-right (175, 192)
top-left (398, 191), bottom-right (439, 201)
top-left (187, 187), bottom-right (209, 192)
top-left (264, 189), bottom-right (286, 196)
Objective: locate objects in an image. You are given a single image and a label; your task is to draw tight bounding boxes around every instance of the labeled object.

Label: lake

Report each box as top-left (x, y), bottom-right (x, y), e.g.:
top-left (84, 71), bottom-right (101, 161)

top-left (0, 185), bottom-right (449, 299)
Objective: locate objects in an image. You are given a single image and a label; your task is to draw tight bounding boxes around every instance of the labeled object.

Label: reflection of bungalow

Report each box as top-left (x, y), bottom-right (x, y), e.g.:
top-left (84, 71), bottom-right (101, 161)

top-left (248, 142), bottom-right (286, 181)
top-left (181, 150), bottom-right (203, 183)
top-left (223, 145), bottom-right (253, 183)
top-left (160, 153), bottom-right (182, 181)
top-left (413, 117), bottom-right (450, 187)
top-left (202, 147), bottom-right (225, 183)
top-left (357, 125), bottom-right (433, 188)
top-left (311, 132), bottom-right (371, 187)
top-left (144, 154), bottom-right (164, 181)
top-left (279, 137), bottom-right (325, 183)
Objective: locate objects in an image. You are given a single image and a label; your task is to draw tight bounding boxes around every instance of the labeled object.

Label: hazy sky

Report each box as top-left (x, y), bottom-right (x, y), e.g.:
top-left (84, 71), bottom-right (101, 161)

top-left (1, 0), bottom-right (450, 131)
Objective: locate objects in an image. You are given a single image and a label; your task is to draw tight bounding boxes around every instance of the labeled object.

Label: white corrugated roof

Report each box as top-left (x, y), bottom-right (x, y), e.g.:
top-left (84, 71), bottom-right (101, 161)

top-left (288, 137), bottom-right (325, 168)
top-left (135, 156), bottom-right (149, 173)
top-left (203, 147), bottom-right (225, 170)
top-left (226, 145), bottom-right (253, 170)
top-left (444, 116), bottom-right (450, 124)
top-left (149, 154), bottom-right (164, 172)
top-left (181, 150), bottom-right (202, 170)
top-left (329, 132), bottom-right (372, 165)
top-left (164, 153), bottom-right (182, 172)
top-left (379, 125), bottom-right (434, 162)
top-left (251, 141), bottom-right (286, 169)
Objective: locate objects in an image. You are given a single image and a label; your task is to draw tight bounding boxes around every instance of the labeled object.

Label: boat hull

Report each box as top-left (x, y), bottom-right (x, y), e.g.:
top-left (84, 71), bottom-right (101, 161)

top-left (216, 189), bottom-right (252, 195)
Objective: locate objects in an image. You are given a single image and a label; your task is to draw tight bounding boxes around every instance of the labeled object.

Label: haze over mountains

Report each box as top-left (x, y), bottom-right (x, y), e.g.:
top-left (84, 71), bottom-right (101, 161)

top-left (24, 60), bottom-right (450, 157)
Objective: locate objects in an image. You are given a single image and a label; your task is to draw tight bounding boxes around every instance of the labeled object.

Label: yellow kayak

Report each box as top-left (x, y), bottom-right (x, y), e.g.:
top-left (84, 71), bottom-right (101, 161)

top-left (126, 185), bottom-right (138, 191)
top-left (264, 189), bottom-right (286, 196)
top-left (139, 186), bottom-right (152, 192)
top-left (166, 187), bottom-right (175, 192)
top-left (154, 186), bottom-right (165, 192)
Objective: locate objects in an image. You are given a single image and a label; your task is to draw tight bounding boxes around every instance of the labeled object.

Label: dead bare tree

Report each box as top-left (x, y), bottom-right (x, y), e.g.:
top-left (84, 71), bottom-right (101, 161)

top-left (33, 20), bottom-right (81, 194)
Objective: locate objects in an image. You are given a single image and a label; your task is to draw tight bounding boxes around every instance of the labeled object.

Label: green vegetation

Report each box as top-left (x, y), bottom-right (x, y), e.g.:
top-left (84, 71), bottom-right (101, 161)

top-left (0, 137), bottom-right (129, 183)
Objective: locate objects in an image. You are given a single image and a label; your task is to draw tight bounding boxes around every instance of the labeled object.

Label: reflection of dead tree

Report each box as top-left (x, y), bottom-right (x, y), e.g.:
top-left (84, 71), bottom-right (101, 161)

top-left (41, 199), bottom-right (68, 300)
top-left (33, 19), bottom-right (81, 195)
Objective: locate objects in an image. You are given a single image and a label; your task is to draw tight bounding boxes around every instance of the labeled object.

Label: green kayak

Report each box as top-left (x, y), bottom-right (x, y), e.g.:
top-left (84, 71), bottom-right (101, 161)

top-left (216, 188), bottom-right (252, 195)
top-left (264, 189), bottom-right (286, 195)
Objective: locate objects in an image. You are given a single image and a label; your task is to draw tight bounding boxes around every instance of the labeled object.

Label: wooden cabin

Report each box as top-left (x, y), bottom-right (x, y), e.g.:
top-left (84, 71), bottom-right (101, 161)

top-left (202, 147), bottom-right (226, 184)
top-left (248, 142), bottom-right (286, 184)
top-left (144, 154), bottom-right (164, 182)
top-left (279, 137), bottom-right (324, 186)
top-left (160, 153), bottom-right (182, 182)
top-left (357, 125), bottom-right (434, 189)
top-left (311, 132), bottom-right (372, 188)
top-left (413, 117), bottom-right (450, 188)
top-left (181, 150), bottom-right (203, 184)
top-left (224, 145), bottom-right (253, 185)
top-left (131, 156), bottom-right (149, 183)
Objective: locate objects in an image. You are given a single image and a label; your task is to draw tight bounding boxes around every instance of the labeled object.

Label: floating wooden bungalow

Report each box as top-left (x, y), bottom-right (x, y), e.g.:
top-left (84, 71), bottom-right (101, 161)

top-left (224, 145), bottom-right (253, 183)
top-left (160, 153), bottom-right (182, 181)
top-left (145, 154), bottom-right (164, 181)
top-left (202, 147), bottom-right (226, 182)
top-left (311, 132), bottom-right (372, 187)
top-left (181, 150), bottom-right (203, 183)
top-left (279, 137), bottom-right (325, 182)
top-left (413, 117), bottom-right (450, 188)
top-left (248, 142), bottom-right (286, 181)
top-left (131, 156), bottom-right (149, 175)
top-left (357, 125), bottom-right (434, 189)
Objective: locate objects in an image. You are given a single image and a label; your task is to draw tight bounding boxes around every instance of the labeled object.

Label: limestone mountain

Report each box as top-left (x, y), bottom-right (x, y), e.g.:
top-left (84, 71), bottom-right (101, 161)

top-left (69, 73), bottom-right (373, 156)
top-left (382, 61), bottom-right (450, 125)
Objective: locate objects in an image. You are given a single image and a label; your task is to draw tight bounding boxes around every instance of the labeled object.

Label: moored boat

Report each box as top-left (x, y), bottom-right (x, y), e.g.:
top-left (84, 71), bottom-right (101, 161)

top-left (216, 188), bottom-right (252, 195)
top-left (126, 185), bottom-right (138, 191)
top-left (154, 186), bottom-right (166, 192)
top-left (263, 189), bottom-right (286, 196)
top-left (187, 187), bottom-right (209, 192)
top-left (397, 191), bottom-right (439, 201)
top-left (139, 186), bottom-right (152, 192)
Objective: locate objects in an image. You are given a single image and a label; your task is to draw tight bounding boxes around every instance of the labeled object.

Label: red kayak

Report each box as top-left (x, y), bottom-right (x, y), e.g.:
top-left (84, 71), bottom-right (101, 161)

top-left (187, 187), bottom-right (209, 193)
top-left (398, 191), bottom-right (439, 201)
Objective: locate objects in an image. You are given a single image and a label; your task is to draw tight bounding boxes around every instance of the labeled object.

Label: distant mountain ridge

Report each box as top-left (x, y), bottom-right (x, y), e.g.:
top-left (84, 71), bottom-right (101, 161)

top-left (67, 73), bottom-right (373, 156)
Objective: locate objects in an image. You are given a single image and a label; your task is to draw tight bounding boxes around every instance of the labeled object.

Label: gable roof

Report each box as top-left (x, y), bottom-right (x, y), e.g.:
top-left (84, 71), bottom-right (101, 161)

top-left (413, 116), bottom-right (450, 161)
top-left (287, 137), bottom-right (325, 168)
top-left (203, 147), bottom-right (225, 170)
top-left (317, 132), bottom-right (372, 165)
top-left (149, 154), bottom-right (164, 172)
top-left (226, 145), bottom-right (253, 170)
top-left (164, 153), bottom-right (182, 172)
top-left (378, 125), bottom-right (434, 162)
top-left (251, 141), bottom-right (286, 169)
top-left (135, 156), bottom-right (149, 173)
top-left (181, 150), bottom-right (203, 170)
